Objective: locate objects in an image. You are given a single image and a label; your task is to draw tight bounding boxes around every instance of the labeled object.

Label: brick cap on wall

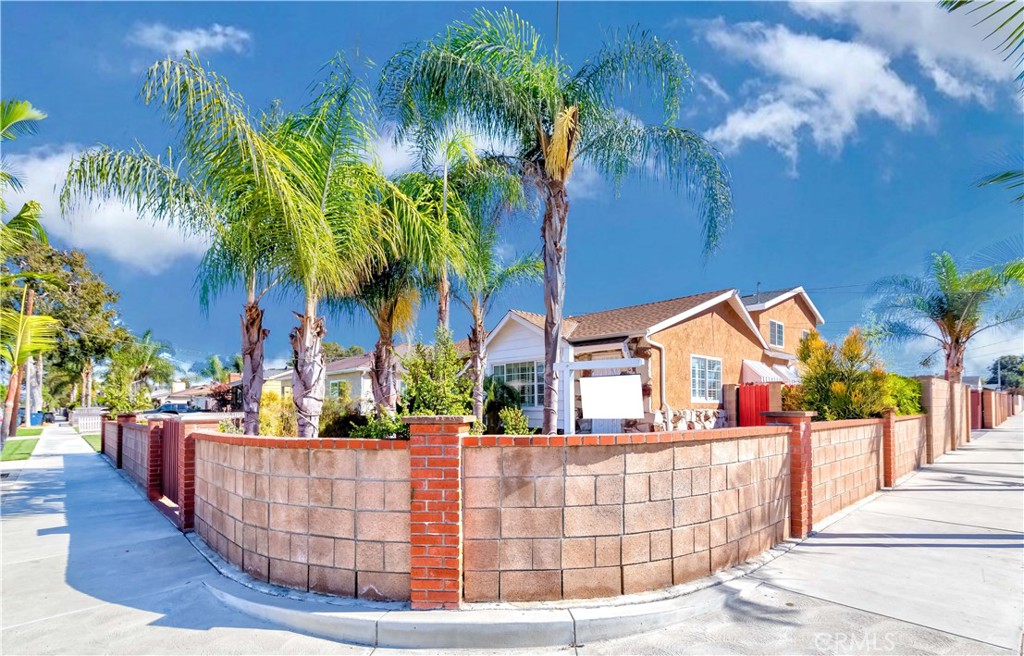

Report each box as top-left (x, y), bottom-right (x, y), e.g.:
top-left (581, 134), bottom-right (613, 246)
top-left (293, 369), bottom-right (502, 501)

top-left (401, 415), bottom-right (476, 425)
top-left (762, 411), bottom-right (817, 419)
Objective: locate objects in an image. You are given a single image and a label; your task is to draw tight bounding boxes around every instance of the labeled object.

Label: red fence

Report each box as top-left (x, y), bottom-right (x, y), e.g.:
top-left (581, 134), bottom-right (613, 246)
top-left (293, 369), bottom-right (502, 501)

top-left (738, 384), bottom-right (770, 427)
top-left (971, 389), bottom-right (982, 430)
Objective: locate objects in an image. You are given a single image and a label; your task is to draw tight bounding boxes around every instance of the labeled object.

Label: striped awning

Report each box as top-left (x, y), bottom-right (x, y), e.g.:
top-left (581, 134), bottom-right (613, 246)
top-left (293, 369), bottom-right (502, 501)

top-left (772, 364), bottom-right (802, 385)
top-left (742, 360), bottom-right (783, 383)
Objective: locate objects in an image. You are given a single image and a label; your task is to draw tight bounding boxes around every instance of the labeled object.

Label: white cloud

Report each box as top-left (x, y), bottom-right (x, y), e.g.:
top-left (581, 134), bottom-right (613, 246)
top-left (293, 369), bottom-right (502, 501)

top-left (5, 146), bottom-right (208, 274)
top-left (126, 23), bottom-right (251, 56)
top-left (791, 1), bottom-right (1016, 105)
top-left (703, 20), bottom-right (926, 167)
top-left (697, 73), bottom-right (731, 102)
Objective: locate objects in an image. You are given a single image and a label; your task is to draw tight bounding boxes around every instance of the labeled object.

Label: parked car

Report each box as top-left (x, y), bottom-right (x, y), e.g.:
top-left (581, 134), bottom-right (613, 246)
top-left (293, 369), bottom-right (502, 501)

top-left (141, 403), bottom-right (199, 415)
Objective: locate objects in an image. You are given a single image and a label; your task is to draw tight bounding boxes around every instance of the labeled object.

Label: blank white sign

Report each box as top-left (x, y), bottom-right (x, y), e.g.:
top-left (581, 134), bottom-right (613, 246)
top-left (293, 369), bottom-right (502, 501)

top-left (579, 374), bottom-right (645, 419)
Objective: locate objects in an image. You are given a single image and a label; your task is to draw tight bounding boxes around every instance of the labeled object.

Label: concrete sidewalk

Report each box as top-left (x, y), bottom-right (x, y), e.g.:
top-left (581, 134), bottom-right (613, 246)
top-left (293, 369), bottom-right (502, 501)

top-left (1, 420), bottom-right (1021, 655)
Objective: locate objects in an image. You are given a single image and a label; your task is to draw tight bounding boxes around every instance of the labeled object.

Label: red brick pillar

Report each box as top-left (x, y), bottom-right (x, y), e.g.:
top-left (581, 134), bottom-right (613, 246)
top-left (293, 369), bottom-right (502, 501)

top-left (146, 421), bottom-right (163, 501)
top-left (766, 411), bottom-right (816, 539)
top-left (403, 415), bottom-right (474, 610)
top-left (881, 407), bottom-right (897, 488)
top-left (178, 419), bottom-right (219, 531)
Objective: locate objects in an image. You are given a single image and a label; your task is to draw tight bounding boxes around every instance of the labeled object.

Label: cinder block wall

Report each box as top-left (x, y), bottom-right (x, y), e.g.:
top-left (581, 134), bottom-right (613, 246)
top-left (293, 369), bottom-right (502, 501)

top-left (893, 416), bottom-right (928, 484)
top-left (122, 423), bottom-right (152, 492)
top-left (194, 435), bottom-right (412, 601)
top-left (460, 428), bottom-right (792, 602)
top-left (809, 419), bottom-right (883, 521)
top-left (101, 420), bottom-right (121, 466)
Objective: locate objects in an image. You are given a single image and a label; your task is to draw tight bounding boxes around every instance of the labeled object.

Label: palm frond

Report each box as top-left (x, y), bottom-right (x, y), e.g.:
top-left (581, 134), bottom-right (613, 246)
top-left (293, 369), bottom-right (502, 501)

top-left (0, 100), bottom-right (47, 141)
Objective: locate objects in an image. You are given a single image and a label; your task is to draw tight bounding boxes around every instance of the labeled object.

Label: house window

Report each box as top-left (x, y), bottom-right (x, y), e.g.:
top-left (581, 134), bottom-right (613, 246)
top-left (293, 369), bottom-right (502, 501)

top-left (770, 320), bottom-right (785, 348)
top-left (491, 361), bottom-right (545, 406)
top-left (329, 381), bottom-right (342, 398)
top-left (690, 355), bottom-right (722, 403)
top-left (801, 330), bottom-right (810, 342)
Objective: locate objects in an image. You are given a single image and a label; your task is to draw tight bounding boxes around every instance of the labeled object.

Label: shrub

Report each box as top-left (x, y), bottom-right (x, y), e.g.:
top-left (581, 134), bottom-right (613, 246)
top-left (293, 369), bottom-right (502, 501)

top-left (259, 391), bottom-right (296, 436)
top-left (319, 383), bottom-right (354, 436)
top-left (794, 328), bottom-right (889, 421)
top-left (219, 419), bottom-right (243, 434)
top-left (401, 328), bottom-right (473, 416)
top-left (781, 385), bottom-right (804, 411)
top-left (885, 373), bottom-right (923, 415)
top-left (350, 412), bottom-right (409, 439)
top-left (498, 406), bottom-right (531, 435)
top-left (483, 375), bottom-right (522, 434)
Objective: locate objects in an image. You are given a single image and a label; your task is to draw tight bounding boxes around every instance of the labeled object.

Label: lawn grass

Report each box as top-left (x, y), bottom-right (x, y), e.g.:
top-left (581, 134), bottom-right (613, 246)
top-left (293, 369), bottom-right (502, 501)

top-left (15, 427), bottom-right (43, 437)
top-left (2, 438), bottom-right (39, 461)
top-left (81, 434), bottom-right (101, 452)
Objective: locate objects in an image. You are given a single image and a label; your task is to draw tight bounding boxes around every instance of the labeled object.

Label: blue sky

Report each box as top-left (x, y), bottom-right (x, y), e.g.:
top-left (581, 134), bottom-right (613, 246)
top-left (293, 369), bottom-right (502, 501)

top-left (3, 1), bottom-right (1022, 377)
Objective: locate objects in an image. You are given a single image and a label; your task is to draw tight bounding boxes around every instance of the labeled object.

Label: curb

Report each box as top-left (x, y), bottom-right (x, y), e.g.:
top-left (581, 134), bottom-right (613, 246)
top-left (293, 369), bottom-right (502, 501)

top-left (191, 533), bottom-right (798, 648)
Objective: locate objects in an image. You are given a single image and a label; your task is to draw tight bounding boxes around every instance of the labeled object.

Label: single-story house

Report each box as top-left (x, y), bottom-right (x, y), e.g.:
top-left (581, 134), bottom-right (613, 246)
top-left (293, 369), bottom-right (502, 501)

top-left (483, 286), bottom-right (823, 434)
top-left (324, 344), bottom-right (413, 414)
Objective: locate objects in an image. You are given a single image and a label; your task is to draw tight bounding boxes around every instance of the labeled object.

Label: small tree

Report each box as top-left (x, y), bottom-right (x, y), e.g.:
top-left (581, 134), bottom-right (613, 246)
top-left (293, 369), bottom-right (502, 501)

top-left (400, 328), bottom-right (473, 416)
top-left (986, 354), bottom-right (1024, 390)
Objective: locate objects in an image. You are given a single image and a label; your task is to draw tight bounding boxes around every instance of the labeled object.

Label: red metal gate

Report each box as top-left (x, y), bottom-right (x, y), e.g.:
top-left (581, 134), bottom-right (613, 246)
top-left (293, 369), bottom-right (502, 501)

top-left (161, 419), bottom-right (181, 504)
top-left (739, 384), bottom-right (770, 427)
top-left (970, 389), bottom-right (982, 430)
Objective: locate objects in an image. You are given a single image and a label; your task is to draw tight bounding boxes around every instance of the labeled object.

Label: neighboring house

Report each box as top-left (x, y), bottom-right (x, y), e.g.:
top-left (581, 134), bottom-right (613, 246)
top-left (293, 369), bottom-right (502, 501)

top-left (962, 375), bottom-right (984, 390)
top-left (484, 286), bottom-right (824, 434)
top-left (324, 344), bottom-right (413, 414)
top-left (227, 367), bottom-right (293, 409)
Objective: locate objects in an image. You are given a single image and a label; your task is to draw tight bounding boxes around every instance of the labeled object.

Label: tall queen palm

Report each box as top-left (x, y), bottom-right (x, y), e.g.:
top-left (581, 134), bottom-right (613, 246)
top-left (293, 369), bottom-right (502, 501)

top-left (61, 54), bottom-right (315, 434)
top-left (382, 9), bottom-right (733, 432)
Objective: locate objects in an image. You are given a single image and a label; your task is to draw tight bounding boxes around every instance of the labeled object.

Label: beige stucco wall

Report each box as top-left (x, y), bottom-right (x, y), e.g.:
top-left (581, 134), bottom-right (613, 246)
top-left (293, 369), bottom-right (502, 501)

top-left (748, 296), bottom-right (818, 354)
top-left (649, 303), bottom-right (767, 411)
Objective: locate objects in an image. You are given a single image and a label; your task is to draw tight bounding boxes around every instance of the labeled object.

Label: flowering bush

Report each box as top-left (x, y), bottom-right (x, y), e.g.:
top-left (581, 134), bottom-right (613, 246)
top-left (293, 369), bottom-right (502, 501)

top-left (794, 329), bottom-right (890, 421)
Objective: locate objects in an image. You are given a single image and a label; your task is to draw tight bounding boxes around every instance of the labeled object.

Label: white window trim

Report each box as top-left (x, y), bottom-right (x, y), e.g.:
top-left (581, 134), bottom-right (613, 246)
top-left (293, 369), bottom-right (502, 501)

top-left (690, 354), bottom-right (723, 403)
top-left (801, 329), bottom-right (810, 341)
top-left (770, 320), bottom-right (785, 348)
top-left (491, 360), bottom-right (545, 408)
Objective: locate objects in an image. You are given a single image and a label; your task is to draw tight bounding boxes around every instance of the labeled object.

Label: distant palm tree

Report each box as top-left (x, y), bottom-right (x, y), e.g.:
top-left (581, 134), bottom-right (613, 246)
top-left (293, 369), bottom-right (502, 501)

top-left (382, 9), bottom-right (733, 431)
top-left (1, 283), bottom-right (60, 443)
top-left (871, 252), bottom-right (1024, 382)
top-left (61, 53), bottom-right (310, 435)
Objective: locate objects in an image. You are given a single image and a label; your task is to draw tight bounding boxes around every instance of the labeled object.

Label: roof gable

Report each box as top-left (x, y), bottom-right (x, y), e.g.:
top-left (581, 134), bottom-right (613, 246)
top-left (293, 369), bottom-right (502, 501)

top-left (741, 286), bottom-right (825, 324)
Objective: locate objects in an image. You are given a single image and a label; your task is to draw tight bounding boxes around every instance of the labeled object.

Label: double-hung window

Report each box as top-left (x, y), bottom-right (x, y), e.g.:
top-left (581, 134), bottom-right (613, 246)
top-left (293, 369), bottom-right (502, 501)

top-left (491, 361), bottom-right (545, 406)
top-left (690, 355), bottom-right (722, 403)
top-left (770, 320), bottom-right (785, 348)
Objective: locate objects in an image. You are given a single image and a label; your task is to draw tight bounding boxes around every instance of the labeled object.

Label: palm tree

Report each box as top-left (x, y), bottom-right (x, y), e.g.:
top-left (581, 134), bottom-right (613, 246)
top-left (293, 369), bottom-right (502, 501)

top-left (198, 354), bottom-right (229, 384)
top-left (1, 283), bottom-right (60, 443)
top-left (123, 330), bottom-right (176, 392)
top-left (1, 99), bottom-right (47, 214)
top-left (381, 9), bottom-right (733, 432)
top-left (270, 57), bottom-right (425, 437)
top-left (871, 252), bottom-right (1024, 382)
top-left (412, 129), bottom-right (479, 329)
top-left (334, 260), bottom-right (421, 415)
top-left (61, 53), bottom-right (312, 435)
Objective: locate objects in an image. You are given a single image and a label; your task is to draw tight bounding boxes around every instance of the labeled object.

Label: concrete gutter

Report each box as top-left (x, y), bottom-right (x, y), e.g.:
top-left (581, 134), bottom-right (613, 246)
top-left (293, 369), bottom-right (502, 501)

top-left (190, 533), bottom-right (795, 648)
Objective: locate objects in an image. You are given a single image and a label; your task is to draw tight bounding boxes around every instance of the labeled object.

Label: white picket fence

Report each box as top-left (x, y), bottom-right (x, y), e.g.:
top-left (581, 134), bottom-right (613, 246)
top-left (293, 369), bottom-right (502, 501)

top-left (74, 414), bottom-right (102, 434)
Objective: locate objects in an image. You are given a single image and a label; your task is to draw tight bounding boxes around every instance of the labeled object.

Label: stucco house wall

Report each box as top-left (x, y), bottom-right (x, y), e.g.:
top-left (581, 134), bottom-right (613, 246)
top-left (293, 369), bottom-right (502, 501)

top-left (648, 303), bottom-right (766, 413)
top-left (748, 295), bottom-right (818, 354)
top-left (326, 370), bottom-right (373, 412)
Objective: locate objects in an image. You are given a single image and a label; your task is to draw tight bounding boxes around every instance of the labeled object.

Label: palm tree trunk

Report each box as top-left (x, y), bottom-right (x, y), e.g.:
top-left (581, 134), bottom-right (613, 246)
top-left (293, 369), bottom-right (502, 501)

top-left (290, 294), bottom-right (326, 438)
top-left (9, 365), bottom-right (24, 437)
top-left (86, 360), bottom-right (93, 407)
top-left (469, 302), bottom-right (487, 421)
top-left (241, 301), bottom-right (268, 435)
top-left (945, 342), bottom-right (965, 384)
top-left (370, 333), bottom-right (398, 416)
top-left (541, 178), bottom-right (569, 434)
top-left (2, 367), bottom-right (21, 444)
top-left (437, 269), bottom-right (451, 330)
